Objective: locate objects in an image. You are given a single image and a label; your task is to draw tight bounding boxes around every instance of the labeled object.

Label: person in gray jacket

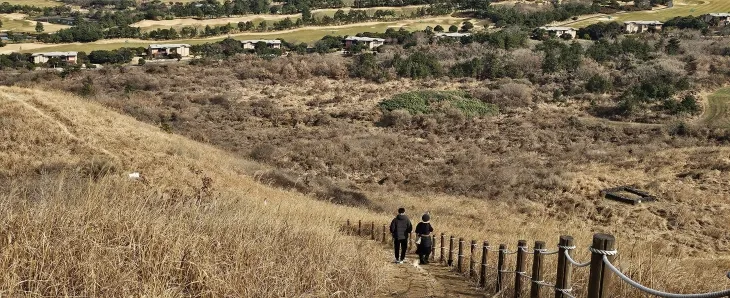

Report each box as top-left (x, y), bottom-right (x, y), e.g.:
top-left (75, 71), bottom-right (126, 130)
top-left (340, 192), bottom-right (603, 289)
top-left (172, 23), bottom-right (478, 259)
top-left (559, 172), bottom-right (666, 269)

top-left (389, 207), bottom-right (413, 264)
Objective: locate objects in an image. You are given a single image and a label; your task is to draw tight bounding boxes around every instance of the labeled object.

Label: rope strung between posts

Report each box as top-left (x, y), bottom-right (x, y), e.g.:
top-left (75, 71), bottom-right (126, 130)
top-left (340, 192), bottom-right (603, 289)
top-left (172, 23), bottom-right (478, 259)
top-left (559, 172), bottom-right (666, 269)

top-left (563, 249), bottom-right (590, 267)
top-left (519, 246), bottom-right (532, 254)
top-left (556, 288), bottom-right (576, 298)
top-left (540, 249), bottom-right (560, 255)
top-left (533, 280), bottom-right (554, 287)
top-left (589, 247), bottom-right (617, 256)
top-left (533, 280), bottom-right (576, 298)
top-left (499, 270), bottom-right (524, 274)
top-left (501, 249), bottom-right (518, 255)
top-left (603, 255), bottom-right (730, 298)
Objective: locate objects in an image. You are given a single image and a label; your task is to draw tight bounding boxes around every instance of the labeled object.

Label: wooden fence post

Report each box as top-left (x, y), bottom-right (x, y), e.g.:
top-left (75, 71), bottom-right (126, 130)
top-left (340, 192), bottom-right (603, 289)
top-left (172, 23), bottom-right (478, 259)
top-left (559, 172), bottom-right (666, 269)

top-left (448, 236), bottom-right (455, 267)
top-left (431, 235), bottom-right (436, 262)
top-left (382, 224), bottom-right (386, 243)
top-left (515, 240), bottom-right (527, 298)
top-left (480, 241), bottom-right (489, 288)
top-left (497, 243), bottom-right (506, 292)
top-left (587, 234), bottom-right (615, 298)
top-left (457, 238), bottom-right (464, 273)
top-left (371, 222), bottom-right (375, 240)
top-left (469, 240), bottom-right (477, 278)
top-left (440, 233), bottom-right (446, 263)
top-left (346, 220), bottom-right (351, 235)
top-left (530, 241), bottom-right (546, 298)
top-left (358, 220), bottom-right (362, 237)
top-left (555, 235), bottom-right (574, 298)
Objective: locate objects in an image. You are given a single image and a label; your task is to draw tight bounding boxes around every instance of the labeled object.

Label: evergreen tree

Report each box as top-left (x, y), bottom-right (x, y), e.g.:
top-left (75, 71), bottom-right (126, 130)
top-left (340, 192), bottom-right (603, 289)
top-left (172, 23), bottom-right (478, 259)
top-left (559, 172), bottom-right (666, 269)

top-left (461, 21), bottom-right (473, 32)
top-left (448, 25), bottom-right (458, 33)
top-left (35, 22), bottom-right (44, 33)
top-left (434, 25), bottom-right (444, 32)
top-left (665, 37), bottom-right (681, 55)
top-left (542, 50), bottom-right (558, 73)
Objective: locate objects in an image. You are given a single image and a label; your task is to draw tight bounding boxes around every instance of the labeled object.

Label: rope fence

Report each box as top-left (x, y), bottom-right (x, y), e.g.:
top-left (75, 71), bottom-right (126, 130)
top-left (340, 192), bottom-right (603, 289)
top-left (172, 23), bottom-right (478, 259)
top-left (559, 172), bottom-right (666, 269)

top-left (343, 220), bottom-right (730, 298)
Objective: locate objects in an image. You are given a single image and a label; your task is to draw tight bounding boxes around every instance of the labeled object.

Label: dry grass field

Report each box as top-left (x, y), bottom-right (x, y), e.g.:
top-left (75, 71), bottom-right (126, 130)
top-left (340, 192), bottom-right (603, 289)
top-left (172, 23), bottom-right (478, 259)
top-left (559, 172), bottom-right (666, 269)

top-left (130, 5), bottom-right (428, 32)
top-left (0, 17), bottom-right (467, 54)
top-left (2, 0), bottom-right (62, 7)
top-left (2, 44), bottom-right (730, 295)
top-left (1, 81), bottom-right (729, 296)
top-left (0, 86), bottom-right (391, 296)
top-left (570, 0), bottom-right (730, 27)
top-left (3, 29), bottom-right (730, 296)
top-left (0, 13), bottom-right (70, 33)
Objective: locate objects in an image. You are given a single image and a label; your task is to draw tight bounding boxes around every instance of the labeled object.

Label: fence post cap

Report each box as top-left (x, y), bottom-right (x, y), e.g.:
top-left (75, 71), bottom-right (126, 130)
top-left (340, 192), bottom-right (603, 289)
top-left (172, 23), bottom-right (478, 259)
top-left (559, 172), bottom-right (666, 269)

top-left (592, 233), bottom-right (615, 241)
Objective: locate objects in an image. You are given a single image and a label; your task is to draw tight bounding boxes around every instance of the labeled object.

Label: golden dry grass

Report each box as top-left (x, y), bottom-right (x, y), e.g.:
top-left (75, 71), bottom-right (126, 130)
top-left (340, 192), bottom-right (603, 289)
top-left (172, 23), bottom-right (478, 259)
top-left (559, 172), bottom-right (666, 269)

top-left (0, 86), bottom-right (391, 296)
top-left (2, 74), bottom-right (730, 296)
top-left (0, 83), bottom-right (730, 297)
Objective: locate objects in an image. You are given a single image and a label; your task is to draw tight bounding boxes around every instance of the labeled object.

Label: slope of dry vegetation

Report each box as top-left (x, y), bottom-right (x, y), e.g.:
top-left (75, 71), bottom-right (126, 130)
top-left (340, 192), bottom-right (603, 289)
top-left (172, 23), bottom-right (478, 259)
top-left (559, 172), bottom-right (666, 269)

top-left (4, 50), bottom-right (730, 255)
top-left (0, 87), bottom-right (389, 297)
top-left (3, 36), bottom-right (730, 295)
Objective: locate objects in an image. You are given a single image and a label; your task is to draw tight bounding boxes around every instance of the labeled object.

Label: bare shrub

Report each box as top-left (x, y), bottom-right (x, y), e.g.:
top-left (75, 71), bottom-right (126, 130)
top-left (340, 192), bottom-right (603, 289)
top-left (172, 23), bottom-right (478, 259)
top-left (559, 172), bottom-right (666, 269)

top-left (379, 109), bottom-right (413, 128)
top-left (250, 144), bottom-right (280, 162)
top-left (209, 94), bottom-right (231, 108)
top-left (510, 49), bottom-right (543, 77)
top-left (494, 82), bottom-right (534, 108)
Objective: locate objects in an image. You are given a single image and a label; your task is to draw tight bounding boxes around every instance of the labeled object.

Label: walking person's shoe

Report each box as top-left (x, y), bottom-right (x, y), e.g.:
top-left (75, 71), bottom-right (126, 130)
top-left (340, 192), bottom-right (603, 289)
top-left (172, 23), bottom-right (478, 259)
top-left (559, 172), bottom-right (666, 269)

top-left (393, 258), bottom-right (400, 264)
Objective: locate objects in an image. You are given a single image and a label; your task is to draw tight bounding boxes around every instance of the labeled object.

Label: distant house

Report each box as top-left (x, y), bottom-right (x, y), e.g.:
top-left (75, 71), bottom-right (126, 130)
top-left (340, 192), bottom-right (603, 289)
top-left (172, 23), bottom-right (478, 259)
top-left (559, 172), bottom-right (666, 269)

top-left (624, 21), bottom-right (663, 33)
top-left (434, 32), bottom-right (472, 39)
top-left (343, 36), bottom-right (385, 50)
top-left (34, 17), bottom-right (79, 26)
top-left (702, 13), bottom-right (730, 27)
top-left (31, 52), bottom-right (78, 64)
top-left (147, 44), bottom-right (191, 58)
top-left (538, 26), bottom-right (577, 39)
top-left (240, 40), bottom-right (282, 50)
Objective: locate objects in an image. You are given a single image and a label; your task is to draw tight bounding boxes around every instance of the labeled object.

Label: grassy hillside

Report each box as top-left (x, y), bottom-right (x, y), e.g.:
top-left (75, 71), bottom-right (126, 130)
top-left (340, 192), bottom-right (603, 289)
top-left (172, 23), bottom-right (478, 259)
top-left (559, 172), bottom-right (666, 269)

top-left (1, 77), bottom-right (729, 296)
top-left (0, 86), bottom-right (388, 296)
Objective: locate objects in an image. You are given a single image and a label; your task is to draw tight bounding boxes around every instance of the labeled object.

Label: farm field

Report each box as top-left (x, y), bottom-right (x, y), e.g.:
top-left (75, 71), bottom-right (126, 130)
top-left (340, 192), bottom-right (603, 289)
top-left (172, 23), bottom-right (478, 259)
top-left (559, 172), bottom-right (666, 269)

top-left (131, 5), bottom-right (428, 32)
top-left (570, 0), bottom-right (730, 27)
top-left (0, 13), bottom-right (70, 33)
top-left (3, 17), bottom-right (467, 54)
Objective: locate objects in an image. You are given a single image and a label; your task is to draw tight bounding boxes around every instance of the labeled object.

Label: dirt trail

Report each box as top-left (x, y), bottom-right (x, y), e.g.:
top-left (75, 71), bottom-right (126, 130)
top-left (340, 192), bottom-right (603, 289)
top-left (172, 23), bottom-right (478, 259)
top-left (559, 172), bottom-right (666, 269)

top-left (377, 249), bottom-right (486, 297)
top-left (699, 87), bottom-right (730, 128)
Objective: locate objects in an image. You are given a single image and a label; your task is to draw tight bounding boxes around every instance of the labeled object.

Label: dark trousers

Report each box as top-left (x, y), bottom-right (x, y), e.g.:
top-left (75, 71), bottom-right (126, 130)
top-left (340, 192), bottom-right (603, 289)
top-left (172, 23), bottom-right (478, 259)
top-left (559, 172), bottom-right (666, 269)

top-left (394, 239), bottom-right (407, 260)
top-left (419, 247), bottom-right (431, 263)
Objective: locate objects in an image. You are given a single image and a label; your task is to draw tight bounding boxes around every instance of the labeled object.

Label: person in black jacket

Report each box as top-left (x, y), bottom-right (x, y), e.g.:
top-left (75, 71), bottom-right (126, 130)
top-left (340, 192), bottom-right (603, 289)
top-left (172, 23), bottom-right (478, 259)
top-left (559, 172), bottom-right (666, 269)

top-left (415, 213), bottom-right (434, 265)
top-left (389, 207), bottom-right (413, 264)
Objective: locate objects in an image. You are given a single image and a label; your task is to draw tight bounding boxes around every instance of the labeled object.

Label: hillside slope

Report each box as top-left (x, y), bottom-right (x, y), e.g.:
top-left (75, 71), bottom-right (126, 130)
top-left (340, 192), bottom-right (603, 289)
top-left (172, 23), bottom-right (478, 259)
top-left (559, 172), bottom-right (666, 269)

top-left (0, 87), bottom-right (389, 297)
top-left (2, 86), bottom-right (730, 297)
